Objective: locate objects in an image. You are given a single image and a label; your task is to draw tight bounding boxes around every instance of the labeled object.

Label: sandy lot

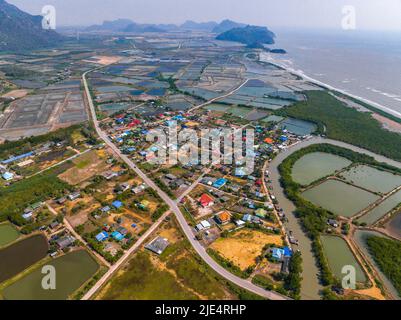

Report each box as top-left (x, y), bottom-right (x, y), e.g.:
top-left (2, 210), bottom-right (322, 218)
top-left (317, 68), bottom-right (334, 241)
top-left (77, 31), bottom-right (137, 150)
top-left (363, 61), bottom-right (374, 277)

top-left (373, 113), bottom-right (401, 133)
top-left (1, 89), bottom-right (30, 99)
top-left (210, 229), bottom-right (283, 270)
top-left (84, 56), bottom-right (122, 66)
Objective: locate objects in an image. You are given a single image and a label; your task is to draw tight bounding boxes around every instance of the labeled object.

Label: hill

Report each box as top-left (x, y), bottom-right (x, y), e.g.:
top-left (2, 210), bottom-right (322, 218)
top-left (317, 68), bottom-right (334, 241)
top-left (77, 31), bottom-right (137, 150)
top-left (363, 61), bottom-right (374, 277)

top-left (123, 23), bottom-right (166, 33)
top-left (212, 19), bottom-right (245, 34)
top-left (0, 0), bottom-right (62, 51)
top-left (85, 19), bottom-right (134, 32)
top-left (216, 25), bottom-right (275, 45)
top-left (180, 20), bottom-right (218, 32)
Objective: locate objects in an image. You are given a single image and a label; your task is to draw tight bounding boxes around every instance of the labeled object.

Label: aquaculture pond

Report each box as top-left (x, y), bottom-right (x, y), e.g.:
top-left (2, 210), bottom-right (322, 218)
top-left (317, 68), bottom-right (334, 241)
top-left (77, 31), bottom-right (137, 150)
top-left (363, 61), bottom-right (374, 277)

top-left (0, 234), bottom-right (48, 284)
top-left (2, 250), bottom-right (99, 300)
top-left (320, 235), bottom-right (366, 283)
top-left (0, 223), bottom-right (20, 248)
top-left (291, 152), bottom-right (352, 186)
top-left (340, 165), bottom-right (401, 194)
top-left (302, 180), bottom-right (380, 217)
top-left (354, 230), bottom-right (400, 299)
top-left (357, 189), bottom-right (401, 225)
top-left (98, 103), bottom-right (131, 115)
top-left (279, 118), bottom-right (317, 136)
top-left (385, 211), bottom-right (401, 239)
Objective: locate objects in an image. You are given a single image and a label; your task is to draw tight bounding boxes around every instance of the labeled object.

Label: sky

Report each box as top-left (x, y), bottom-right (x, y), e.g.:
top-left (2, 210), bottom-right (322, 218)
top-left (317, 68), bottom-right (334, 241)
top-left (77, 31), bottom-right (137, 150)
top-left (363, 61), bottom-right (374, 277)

top-left (7, 0), bottom-right (401, 31)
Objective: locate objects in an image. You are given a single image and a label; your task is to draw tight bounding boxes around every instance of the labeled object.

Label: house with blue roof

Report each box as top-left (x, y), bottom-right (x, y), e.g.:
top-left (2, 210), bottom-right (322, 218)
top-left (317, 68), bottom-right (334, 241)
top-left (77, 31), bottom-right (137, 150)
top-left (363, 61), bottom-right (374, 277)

top-left (2, 172), bottom-right (14, 181)
top-left (112, 200), bottom-right (123, 209)
top-left (213, 178), bottom-right (227, 189)
top-left (271, 248), bottom-right (285, 261)
top-left (96, 231), bottom-right (109, 242)
top-left (283, 247), bottom-right (293, 257)
top-left (111, 231), bottom-right (124, 241)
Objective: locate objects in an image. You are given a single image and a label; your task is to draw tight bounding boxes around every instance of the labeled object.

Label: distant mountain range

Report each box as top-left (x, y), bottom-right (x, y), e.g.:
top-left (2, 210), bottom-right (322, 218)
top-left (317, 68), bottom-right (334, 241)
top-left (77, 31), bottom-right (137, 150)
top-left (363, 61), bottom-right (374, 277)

top-left (85, 19), bottom-right (248, 34)
top-left (216, 25), bottom-right (276, 45)
top-left (0, 0), bottom-right (63, 51)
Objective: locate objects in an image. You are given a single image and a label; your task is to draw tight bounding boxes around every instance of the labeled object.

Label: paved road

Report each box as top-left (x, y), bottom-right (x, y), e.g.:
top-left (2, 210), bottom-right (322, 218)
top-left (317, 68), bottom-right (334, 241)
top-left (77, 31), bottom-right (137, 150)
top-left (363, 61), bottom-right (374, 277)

top-left (82, 70), bottom-right (290, 300)
top-left (268, 136), bottom-right (401, 300)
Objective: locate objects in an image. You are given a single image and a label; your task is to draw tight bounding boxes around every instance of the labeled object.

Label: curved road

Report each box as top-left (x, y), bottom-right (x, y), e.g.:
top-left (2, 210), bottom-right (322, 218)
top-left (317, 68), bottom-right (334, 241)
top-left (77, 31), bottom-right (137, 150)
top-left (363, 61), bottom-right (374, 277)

top-left (268, 136), bottom-right (401, 299)
top-left (82, 71), bottom-right (290, 300)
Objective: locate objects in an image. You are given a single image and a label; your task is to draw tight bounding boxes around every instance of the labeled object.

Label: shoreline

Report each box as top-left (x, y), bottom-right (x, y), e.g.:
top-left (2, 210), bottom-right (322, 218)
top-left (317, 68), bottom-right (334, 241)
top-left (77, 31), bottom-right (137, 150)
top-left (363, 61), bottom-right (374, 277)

top-left (260, 52), bottom-right (401, 120)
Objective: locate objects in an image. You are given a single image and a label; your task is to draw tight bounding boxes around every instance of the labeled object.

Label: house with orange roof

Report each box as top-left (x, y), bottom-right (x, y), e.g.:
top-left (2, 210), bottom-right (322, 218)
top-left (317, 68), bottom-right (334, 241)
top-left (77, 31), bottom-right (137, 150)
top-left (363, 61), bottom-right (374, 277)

top-left (264, 137), bottom-right (274, 144)
top-left (215, 211), bottom-right (232, 225)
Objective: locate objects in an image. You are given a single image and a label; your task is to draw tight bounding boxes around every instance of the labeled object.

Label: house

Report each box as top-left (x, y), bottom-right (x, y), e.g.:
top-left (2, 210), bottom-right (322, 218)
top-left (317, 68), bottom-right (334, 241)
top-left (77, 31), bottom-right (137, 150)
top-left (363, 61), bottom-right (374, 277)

top-left (49, 222), bottom-right (60, 229)
top-left (102, 171), bottom-right (118, 180)
top-left (215, 211), bottom-right (231, 225)
top-left (327, 219), bottom-right (339, 228)
top-left (2, 172), bottom-right (14, 181)
top-left (132, 183), bottom-right (147, 194)
top-left (100, 206), bottom-right (111, 213)
top-left (165, 174), bottom-right (177, 181)
top-left (111, 231), bottom-right (125, 241)
top-left (112, 201), bottom-right (123, 209)
top-left (22, 212), bottom-right (33, 220)
top-left (235, 220), bottom-right (246, 228)
top-left (228, 184), bottom-right (241, 193)
top-left (213, 178), bottom-right (227, 189)
top-left (56, 197), bottom-right (67, 205)
top-left (68, 192), bottom-right (81, 201)
top-left (56, 236), bottom-right (75, 250)
top-left (138, 200), bottom-right (150, 210)
top-left (201, 177), bottom-right (216, 186)
top-left (196, 220), bottom-right (212, 232)
top-left (255, 208), bottom-right (268, 219)
top-left (198, 194), bottom-right (214, 208)
top-left (118, 183), bottom-right (131, 192)
top-left (281, 256), bottom-right (291, 274)
top-left (271, 248), bottom-right (285, 261)
top-left (145, 237), bottom-right (170, 255)
top-left (96, 231), bottom-right (109, 242)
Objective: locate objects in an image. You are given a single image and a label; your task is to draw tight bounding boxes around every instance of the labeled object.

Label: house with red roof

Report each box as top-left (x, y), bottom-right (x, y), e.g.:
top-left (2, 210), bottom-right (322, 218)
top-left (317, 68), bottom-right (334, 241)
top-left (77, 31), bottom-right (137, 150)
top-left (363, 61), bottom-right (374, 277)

top-left (198, 194), bottom-right (214, 208)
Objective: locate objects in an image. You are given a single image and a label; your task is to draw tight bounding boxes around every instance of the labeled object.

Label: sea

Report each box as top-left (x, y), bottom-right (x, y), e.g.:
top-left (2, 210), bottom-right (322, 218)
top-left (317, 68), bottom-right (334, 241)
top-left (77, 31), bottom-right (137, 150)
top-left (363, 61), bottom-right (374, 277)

top-left (264, 28), bottom-right (401, 118)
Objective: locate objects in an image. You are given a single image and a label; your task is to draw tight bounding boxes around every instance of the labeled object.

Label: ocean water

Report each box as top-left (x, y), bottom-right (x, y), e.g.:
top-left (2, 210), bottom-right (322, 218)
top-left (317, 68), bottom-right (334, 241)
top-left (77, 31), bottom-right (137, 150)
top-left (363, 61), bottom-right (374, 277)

top-left (268, 29), bottom-right (401, 117)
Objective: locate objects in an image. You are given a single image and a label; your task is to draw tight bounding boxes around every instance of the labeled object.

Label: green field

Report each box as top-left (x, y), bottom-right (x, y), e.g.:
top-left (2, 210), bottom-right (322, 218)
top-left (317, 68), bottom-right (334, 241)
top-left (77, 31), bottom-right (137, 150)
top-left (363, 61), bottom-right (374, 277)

top-left (302, 180), bottom-right (380, 217)
top-left (100, 251), bottom-right (198, 300)
top-left (0, 223), bottom-right (20, 248)
top-left (2, 250), bottom-right (99, 300)
top-left (320, 235), bottom-right (366, 283)
top-left (291, 152), bottom-right (351, 186)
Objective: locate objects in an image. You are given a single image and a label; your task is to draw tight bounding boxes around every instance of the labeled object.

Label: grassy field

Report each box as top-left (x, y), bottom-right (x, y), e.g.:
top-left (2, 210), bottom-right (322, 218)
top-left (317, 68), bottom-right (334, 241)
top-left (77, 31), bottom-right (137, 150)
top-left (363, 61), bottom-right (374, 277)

top-left (58, 150), bottom-right (109, 185)
top-left (0, 223), bottom-right (20, 248)
top-left (279, 91), bottom-right (401, 161)
top-left (98, 222), bottom-right (240, 300)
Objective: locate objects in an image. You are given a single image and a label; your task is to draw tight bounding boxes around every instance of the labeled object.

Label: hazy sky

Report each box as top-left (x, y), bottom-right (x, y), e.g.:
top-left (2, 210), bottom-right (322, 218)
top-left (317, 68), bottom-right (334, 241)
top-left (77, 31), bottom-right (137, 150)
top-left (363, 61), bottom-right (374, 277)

top-left (7, 0), bottom-right (401, 31)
